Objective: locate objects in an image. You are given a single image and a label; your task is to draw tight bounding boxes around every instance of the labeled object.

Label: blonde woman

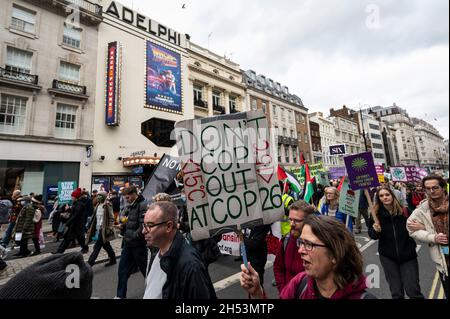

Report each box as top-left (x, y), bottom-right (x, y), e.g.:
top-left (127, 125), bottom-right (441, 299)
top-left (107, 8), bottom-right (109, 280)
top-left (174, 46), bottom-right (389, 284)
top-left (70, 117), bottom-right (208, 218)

top-left (318, 187), bottom-right (352, 232)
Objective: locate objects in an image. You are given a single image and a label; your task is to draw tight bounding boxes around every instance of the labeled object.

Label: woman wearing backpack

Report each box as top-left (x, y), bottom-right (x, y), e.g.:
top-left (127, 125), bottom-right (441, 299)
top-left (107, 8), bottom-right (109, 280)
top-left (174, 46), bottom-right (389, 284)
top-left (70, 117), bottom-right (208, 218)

top-left (368, 186), bottom-right (424, 299)
top-left (241, 215), bottom-right (376, 299)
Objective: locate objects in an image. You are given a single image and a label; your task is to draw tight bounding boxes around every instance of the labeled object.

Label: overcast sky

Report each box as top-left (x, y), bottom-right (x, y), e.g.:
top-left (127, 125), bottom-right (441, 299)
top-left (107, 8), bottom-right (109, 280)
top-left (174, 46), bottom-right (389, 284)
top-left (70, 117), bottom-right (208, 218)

top-left (118, 0), bottom-right (449, 139)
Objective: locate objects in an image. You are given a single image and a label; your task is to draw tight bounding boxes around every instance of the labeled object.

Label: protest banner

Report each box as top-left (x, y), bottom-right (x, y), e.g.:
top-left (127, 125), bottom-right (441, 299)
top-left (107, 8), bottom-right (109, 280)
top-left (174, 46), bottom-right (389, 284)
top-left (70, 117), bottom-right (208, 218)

top-left (329, 167), bottom-right (347, 180)
top-left (58, 181), bottom-right (77, 205)
top-left (142, 154), bottom-right (181, 202)
top-left (338, 177), bottom-right (360, 218)
top-left (378, 174), bottom-right (385, 183)
top-left (217, 232), bottom-right (240, 256)
top-left (391, 166), bottom-right (428, 182)
top-left (175, 110), bottom-right (283, 241)
top-left (317, 171), bottom-right (330, 187)
top-left (309, 161), bottom-right (326, 178)
top-left (344, 152), bottom-right (380, 190)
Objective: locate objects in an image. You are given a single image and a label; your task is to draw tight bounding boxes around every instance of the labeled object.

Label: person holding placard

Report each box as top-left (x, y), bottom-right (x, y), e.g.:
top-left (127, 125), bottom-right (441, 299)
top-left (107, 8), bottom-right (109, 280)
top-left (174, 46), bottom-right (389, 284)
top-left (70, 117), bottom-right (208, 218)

top-left (368, 186), bottom-right (424, 299)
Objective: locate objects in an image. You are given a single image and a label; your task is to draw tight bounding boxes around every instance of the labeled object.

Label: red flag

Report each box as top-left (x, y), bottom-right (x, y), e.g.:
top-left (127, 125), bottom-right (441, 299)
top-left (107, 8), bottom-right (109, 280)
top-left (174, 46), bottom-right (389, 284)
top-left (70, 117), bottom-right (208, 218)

top-left (337, 176), bottom-right (346, 191)
top-left (300, 152), bottom-right (306, 165)
top-left (277, 165), bottom-right (287, 181)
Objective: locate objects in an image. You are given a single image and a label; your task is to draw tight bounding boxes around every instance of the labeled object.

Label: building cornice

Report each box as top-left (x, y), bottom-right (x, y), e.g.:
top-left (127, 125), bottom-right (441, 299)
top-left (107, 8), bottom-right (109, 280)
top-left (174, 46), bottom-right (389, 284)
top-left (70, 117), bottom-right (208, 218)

top-left (246, 86), bottom-right (308, 113)
top-left (0, 134), bottom-right (93, 146)
top-left (188, 64), bottom-right (246, 91)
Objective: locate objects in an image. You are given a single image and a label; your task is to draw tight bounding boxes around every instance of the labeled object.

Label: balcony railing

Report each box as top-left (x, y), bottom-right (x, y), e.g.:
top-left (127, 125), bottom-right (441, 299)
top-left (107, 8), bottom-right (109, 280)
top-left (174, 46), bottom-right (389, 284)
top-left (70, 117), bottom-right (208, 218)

top-left (65, 0), bottom-right (102, 16)
top-left (52, 79), bottom-right (87, 95)
top-left (213, 104), bottom-right (225, 114)
top-left (0, 67), bottom-right (38, 85)
top-left (194, 99), bottom-right (207, 108)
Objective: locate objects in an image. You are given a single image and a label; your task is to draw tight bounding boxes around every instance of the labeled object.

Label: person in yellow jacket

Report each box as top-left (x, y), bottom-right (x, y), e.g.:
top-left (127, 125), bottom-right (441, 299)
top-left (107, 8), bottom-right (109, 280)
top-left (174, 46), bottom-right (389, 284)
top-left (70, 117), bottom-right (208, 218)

top-left (281, 193), bottom-right (294, 237)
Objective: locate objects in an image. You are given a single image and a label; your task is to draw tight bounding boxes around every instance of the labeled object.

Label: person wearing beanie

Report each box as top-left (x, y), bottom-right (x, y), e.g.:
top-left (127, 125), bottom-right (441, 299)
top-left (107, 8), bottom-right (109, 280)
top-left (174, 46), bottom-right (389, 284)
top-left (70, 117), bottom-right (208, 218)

top-left (54, 188), bottom-right (89, 254)
top-left (86, 191), bottom-right (117, 267)
top-left (12, 196), bottom-right (36, 257)
top-left (0, 252), bottom-right (93, 299)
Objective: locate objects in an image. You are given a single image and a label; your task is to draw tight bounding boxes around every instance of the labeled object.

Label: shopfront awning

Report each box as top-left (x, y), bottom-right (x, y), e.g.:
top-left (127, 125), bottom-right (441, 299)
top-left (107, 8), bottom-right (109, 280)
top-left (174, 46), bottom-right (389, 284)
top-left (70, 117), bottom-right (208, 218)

top-left (123, 156), bottom-right (160, 167)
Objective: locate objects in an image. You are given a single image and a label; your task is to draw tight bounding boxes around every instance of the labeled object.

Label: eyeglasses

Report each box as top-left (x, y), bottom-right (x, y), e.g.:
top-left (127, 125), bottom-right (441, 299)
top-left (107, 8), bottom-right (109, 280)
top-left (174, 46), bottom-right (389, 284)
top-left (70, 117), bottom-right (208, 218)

top-left (424, 186), bottom-right (442, 193)
top-left (296, 238), bottom-right (327, 251)
top-left (289, 217), bottom-right (304, 225)
top-left (143, 220), bottom-right (171, 230)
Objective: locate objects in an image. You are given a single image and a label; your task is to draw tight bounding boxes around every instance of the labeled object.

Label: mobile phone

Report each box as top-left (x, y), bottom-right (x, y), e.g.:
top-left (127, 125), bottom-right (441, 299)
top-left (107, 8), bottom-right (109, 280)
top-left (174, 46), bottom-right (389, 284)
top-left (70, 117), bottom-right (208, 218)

top-left (240, 241), bottom-right (248, 269)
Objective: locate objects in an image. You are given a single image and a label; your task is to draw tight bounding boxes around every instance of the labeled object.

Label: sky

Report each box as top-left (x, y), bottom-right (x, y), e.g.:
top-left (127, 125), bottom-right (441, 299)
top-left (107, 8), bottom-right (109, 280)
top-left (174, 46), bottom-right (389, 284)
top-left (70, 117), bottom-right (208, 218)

top-left (117, 0), bottom-right (449, 139)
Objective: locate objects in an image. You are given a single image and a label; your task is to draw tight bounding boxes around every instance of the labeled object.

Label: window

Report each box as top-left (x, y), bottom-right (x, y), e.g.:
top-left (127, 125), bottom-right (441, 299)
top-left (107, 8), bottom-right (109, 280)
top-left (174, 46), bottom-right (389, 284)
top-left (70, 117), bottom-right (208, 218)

top-left (193, 85), bottom-right (203, 102)
top-left (229, 96), bottom-right (237, 111)
top-left (5, 47), bottom-right (32, 74)
top-left (212, 91), bottom-right (221, 107)
top-left (292, 147), bottom-right (297, 162)
top-left (297, 132), bottom-right (302, 142)
top-left (374, 153), bottom-right (384, 159)
top-left (285, 146), bottom-right (290, 163)
top-left (262, 102), bottom-right (267, 114)
top-left (372, 143), bottom-right (383, 149)
top-left (369, 124), bottom-right (380, 130)
top-left (278, 145), bottom-right (282, 162)
top-left (283, 128), bottom-right (287, 137)
top-left (11, 5), bottom-right (36, 34)
top-left (371, 133), bottom-right (382, 140)
top-left (0, 94), bottom-right (27, 135)
top-left (289, 110), bottom-right (293, 122)
top-left (304, 133), bottom-right (308, 142)
top-left (349, 134), bottom-right (352, 142)
top-left (251, 99), bottom-right (257, 111)
top-left (63, 23), bottom-right (82, 49)
top-left (59, 61), bottom-right (80, 83)
top-left (55, 104), bottom-right (77, 139)
top-left (296, 113), bottom-right (300, 123)
top-left (280, 108), bottom-right (285, 119)
top-left (290, 130), bottom-right (294, 138)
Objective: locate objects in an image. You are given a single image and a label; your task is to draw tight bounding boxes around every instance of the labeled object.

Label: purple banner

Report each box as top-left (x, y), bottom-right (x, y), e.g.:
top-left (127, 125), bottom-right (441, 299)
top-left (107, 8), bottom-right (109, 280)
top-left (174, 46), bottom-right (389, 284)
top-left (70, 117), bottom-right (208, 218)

top-left (344, 152), bottom-right (380, 190)
top-left (328, 167), bottom-right (347, 180)
top-left (375, 164), bottom-right (385, 175)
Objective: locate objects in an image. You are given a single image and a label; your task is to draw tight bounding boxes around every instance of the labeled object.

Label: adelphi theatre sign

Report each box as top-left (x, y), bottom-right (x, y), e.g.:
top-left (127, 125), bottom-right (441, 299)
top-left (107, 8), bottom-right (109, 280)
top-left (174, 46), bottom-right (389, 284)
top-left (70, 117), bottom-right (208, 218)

top-left (105, 1), bottom-right (187, 48)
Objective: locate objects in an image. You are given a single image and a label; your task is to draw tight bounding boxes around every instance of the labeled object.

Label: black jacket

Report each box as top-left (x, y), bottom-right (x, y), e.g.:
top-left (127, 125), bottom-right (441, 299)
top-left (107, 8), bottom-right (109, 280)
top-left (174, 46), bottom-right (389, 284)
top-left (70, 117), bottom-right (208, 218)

top-left (65, 199), bottom-right (86, 239)
top-left (154, 231), bottom-right (217, 299)
top-left (123, 195), bottom-right (147, 248)
top-left (368, 206), bottom-right (417, 263)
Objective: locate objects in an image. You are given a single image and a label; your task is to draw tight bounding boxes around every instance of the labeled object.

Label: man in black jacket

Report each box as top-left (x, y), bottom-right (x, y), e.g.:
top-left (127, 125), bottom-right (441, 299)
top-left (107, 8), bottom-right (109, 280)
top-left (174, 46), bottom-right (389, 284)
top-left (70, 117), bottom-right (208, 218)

top-left (243, 224), bottom-right (271, 288)
top-left (142, 201), bottom-right (216, 299)
top-left (115, 186), bottom-right (148, 299)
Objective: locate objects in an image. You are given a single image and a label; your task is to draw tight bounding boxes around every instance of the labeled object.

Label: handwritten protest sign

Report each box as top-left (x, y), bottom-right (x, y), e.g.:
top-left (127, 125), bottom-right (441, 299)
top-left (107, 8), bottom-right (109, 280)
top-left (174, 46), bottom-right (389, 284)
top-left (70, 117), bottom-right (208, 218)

top-left (344, 151), bottom-right (380, 190)
top-left (338, 177), bottom-right (360, 218)
top-left (58, 181), bottom-right (77, 205)
top-left (175, 110), bottom-right (283, 241)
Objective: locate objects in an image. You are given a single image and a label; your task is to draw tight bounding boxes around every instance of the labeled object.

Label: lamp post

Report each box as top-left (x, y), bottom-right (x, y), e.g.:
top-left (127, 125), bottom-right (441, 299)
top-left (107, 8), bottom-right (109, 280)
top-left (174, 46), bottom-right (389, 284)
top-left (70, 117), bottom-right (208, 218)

top-left (360, 108), bottom-right (368, 152)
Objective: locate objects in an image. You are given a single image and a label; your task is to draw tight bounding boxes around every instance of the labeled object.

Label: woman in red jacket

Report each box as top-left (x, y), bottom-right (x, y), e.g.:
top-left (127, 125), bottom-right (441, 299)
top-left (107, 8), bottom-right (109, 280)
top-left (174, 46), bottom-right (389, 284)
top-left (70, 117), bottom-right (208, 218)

top-left (241, 215), bottom-right (376, 299)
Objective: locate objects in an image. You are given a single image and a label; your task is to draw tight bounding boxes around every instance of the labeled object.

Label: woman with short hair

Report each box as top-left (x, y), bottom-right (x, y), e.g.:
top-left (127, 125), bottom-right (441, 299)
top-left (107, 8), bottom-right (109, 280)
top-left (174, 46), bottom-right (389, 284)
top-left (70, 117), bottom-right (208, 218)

top-left (368, 186), bottom-right (424, 299)
top-left (241, 215), bottom-right (376, 299)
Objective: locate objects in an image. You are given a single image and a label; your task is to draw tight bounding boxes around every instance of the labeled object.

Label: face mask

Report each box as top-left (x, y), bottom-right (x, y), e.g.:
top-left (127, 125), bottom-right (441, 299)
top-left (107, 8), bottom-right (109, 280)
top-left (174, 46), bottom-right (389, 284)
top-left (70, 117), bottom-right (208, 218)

top-left (20, 201), bottom-right (26, 206)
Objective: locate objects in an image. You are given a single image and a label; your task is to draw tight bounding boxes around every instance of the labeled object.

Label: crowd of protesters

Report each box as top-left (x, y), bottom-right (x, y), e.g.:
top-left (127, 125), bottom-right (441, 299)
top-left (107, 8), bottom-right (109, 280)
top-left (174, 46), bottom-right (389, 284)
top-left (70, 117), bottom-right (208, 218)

top-left (0, 173), bottom-right (448, 300)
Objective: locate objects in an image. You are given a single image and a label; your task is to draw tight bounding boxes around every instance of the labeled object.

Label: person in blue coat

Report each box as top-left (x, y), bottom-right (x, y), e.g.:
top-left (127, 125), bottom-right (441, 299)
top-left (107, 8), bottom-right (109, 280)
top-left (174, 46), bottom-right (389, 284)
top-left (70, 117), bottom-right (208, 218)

top-left (318, 187), bottom-right (353, 232)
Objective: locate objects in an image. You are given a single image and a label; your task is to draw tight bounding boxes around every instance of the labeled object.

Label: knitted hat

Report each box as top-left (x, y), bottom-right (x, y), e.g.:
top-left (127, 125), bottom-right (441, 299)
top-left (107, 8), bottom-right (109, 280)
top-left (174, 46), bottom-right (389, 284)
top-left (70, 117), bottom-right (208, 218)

top-left (71, 188), bottom-right (83, 199)
top-left (0, 252), bottom-right (93, 299)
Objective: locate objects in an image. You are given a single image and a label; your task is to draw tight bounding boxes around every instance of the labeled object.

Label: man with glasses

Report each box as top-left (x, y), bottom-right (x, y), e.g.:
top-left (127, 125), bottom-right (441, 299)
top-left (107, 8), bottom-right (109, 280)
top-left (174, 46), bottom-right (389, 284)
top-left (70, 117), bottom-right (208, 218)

top-left (115, 186), bottom-right (148, 299)
top-left (142, 201), bottom-right (216, 299)
top-left (407, 175), bottom-right (449, 298)
top-left (273, 200), bottom-right (317, 293)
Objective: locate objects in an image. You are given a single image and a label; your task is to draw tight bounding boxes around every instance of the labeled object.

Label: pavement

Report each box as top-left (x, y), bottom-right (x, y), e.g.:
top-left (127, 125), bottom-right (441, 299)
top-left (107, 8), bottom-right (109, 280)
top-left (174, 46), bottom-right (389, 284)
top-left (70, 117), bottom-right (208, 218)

top-left (0, 221), bottom-right (122, 286)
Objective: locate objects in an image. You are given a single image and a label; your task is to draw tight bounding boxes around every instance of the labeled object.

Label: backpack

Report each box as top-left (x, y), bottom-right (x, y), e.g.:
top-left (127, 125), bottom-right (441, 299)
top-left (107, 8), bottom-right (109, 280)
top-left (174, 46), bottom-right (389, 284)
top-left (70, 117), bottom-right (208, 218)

top-left (0, 200), bottom-right (12, 224)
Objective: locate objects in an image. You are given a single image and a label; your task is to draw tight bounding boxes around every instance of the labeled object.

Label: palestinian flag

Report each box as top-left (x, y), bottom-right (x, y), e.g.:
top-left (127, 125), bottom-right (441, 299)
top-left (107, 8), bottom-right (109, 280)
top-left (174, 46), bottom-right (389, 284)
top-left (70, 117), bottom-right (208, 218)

top-left (300, 152), bottom-right (306, 165)
top-left (337, 175), bottom-right (346, 191)
top-left (277, 165), bottom-right (288, 181)
top-left (303, 163), bottom-right (315, 204)
top-left (285, 171), bottom-right (302, 194)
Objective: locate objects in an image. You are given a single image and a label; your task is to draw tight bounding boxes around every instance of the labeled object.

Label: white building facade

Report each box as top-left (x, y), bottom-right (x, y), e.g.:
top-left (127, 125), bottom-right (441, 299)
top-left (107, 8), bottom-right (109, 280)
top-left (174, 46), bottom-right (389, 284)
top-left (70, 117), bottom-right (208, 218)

top-left (308, 112), bottom-right (338, 168)
top-left (91, 0), bottom-right (191, 191)
top-left (0, 0), bottom-right (101, 203)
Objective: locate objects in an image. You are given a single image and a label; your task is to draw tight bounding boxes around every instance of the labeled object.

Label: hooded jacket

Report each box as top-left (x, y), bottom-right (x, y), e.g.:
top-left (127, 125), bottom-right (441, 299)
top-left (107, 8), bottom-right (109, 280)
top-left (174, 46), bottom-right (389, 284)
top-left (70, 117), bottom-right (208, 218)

top-left (408, 200), bottom-right (448, 276)
top-left (273, 234), bottom-right (305, 293)
top-left (368, 205), bottom-right (417, 263)
top-left (280, 272), bottom-right (374, 299)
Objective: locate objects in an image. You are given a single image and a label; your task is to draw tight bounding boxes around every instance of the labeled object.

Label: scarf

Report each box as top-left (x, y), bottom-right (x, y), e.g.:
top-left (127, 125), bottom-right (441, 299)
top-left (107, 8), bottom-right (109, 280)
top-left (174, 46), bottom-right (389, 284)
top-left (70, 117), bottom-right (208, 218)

top-left (429, 196), bottom-right (449, 215)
